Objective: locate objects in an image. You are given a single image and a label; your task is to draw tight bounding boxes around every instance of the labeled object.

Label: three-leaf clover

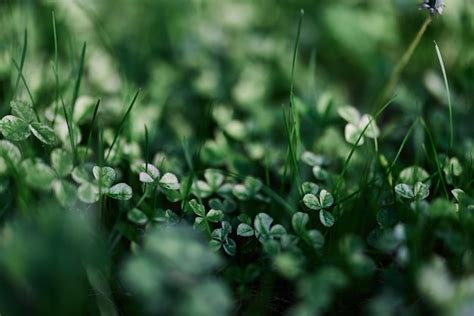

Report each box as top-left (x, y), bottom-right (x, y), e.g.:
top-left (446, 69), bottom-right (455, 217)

top-left (76, 166), bottom-right (133, 203)
top-left (138, 163), bottom-right (181, 190)
top-left (192, 168), bottom-right (230, 198)
top-left (395, 182), bottom-right (430, 201)
top-left (338, 105), bottom-right (379, 146)
top-left (189, 199), bottom-right (224, 232)
top-left (237, 213), bottom-right (287, 243)
top-left (20, 158), bottom-right (56, 191)
top-left (292, 212), bottom-right (325, 249)
top-left (0, 100), bottom-right (56, 145)
top-left (209, 221), bottom-right (236, 256)
top-left (237, 213), bottom-right (289, 255)
top-left (232, 176), bottom-right (263, 201)
top-left (303, 189), bottom-right (335, 227)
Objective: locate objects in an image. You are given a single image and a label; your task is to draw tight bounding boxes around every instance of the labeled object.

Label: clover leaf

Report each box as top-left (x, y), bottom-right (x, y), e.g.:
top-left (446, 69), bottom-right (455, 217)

top-left (77, 165), bottom-right (132, 203)
top-left (395, 182), bottom-right (430, 201)
top-left (338, 106), bottom-right (379, 146)
top-left (0, 101), bottom-right (56, 145)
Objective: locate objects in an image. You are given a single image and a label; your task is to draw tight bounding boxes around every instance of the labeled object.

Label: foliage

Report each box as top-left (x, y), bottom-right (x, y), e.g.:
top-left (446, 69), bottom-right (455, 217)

top-left (0, 1), bottom-right (473, 315)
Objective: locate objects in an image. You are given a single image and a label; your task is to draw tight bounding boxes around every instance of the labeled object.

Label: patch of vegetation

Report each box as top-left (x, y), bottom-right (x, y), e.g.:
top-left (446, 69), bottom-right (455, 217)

top-left (0, 1), bottom-right (473, 315)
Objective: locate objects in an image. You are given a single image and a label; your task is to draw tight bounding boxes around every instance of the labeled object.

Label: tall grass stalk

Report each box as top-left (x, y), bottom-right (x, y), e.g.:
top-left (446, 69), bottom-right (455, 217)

top-left (434, 41), bottom-right (454, 151)
top-left (373, 17), bottom-right (432, 112)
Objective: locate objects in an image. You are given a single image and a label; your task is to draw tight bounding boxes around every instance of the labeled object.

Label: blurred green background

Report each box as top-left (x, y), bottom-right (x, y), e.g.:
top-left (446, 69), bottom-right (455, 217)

top-left (1, 0), bottom-right (472, 150)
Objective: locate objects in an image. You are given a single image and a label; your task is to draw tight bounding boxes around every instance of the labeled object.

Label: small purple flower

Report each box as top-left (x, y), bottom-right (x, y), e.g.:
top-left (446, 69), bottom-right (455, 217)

top-left (419, 0), bottom-right (444, 15)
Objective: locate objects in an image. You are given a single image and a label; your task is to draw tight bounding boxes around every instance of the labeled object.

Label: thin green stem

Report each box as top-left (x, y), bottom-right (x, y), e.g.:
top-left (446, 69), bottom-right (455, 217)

top-left (105, 89), bottom-right (141, 162)
top-left (373, 17), bottom-right (431, 112)
top-left (434, 41), bottom-right (454, 151)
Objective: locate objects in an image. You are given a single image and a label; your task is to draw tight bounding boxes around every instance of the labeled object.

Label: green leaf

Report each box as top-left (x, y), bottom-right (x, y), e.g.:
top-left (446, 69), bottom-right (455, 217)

top-left (319, 190), bottom-right (334, 209)
top-left (444, 157), bottom-right (462, 177)
top-left (221, 221), bottom-right (232, 236)
top-left (413, 181), bottom-right (429, 200)
top-left (128, 208), bottom-right (149, 225)
top-left (312, 166), bottom-right (330, 181)
top-left (72, 165), bottom-right (93, 184)
top-left (337, 105), bottom-right (360, 125)
top-left (292, 212), bottom-right (309, 235)
top-left (237, 223), bottom-right (254, 237)
top-left (209, 239), bottom-right (222, 252)
top-left (301, 151), bottom-right (324, 167)
top-left (270, 224), bottom-right (287, 238)
top-left (77, 183), bottom-right (100, 203)
top-left (193, 180), bottom-right (212, 198)
top-left (344, 123), bottom-right (364, 146)
top-left (0, 115), bottom-right (30, 141)
top-left (232, 184), bottom-right (251, 200)
top-left (107, 183), bottom-right (133, 200)
top-left (159, 172), bottom-right (180, 190)
top-left (193, 216), bottom-right (208, 232)
top-left (319, 210), bottom-right (335, 227)
top-left (93, 166), bottom-right (116, 188)
top-left (51, 148), bottom-right (73, 177)
top-left (223, 239), bottom-right (236, 256)
top-left (0, 140), bottom-right (21, 175)
top-left (189, 199), bottom-right (206, 217)
top-left (138, 163), bottom-right (160, 183)
top-left (21, 158), bottom-right (55, 191)
top-left (206, 209), bottom-right (224, 222)
top-left (29, 122), bottom-right (57, 145)
top-left (358, 114), bottom-right (379, 138)
top-left (301, 182), bottom-right (319, 195)
top-left (395, 183), bottom-right (414, 199)
top-left (244, 176), bottom-right (262, 195)
top-left (204, 169), bottom-right (224, 190)
top-left (53, 180), bottom-right (77, 207)
top-left (307, 229), bottom-right (325, 248)
top-left (303, 193), bottom-right (320, 210)
top-left (10, 100), bottom-right (35, 123)
top-left (254, 213), bottom-right (273, 240)
top-left (398, 166), bottom-right (430, 185)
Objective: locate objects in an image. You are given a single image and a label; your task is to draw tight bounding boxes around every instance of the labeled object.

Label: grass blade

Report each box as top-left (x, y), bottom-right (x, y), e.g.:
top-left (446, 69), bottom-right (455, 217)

top-left (105, 89), bottom-right (141, 162)
top-left (434, 41), bottom-right (454, 151)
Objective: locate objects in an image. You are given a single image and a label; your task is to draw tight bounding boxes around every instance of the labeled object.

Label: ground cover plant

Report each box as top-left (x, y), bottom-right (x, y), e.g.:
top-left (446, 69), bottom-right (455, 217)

top-left (0, 1), bottom-right (473, 315)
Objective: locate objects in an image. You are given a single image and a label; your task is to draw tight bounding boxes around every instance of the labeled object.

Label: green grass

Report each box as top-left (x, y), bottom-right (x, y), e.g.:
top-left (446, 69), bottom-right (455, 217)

top-left (0, 2), bottom-right (473, 316)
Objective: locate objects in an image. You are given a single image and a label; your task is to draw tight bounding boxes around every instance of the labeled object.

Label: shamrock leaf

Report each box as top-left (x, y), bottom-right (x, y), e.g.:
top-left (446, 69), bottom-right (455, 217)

top-left (0, 115), bottom-right (30, 141)
top-left (29, 122), bottom-right (57, 145)
top-left (303, 189), bottom-right (334, 211)
top-left (338, 106), bottom-right (379, 146)
top-left (395, 182), bottom-right (429, 201)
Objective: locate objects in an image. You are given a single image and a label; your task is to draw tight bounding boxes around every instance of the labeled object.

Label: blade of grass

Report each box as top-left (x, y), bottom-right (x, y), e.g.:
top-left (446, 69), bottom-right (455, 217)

top-left (420, 118), bottom-right (449, 198)
top-left (105, 89), bottom-right (141, 162)
top-left (334, 118), bottom-right (419, 208)
top-left (373, 16), bottom-right (431, 112)
top-left (13, 28), bottom-right (27, 97)
top-left (434, 41), bottom-right (454, 151)
top-left (82, 98), bottom-right (101, 164)
top-left (60, 95), bottom-right (77, 164)
top-left (144, 124), bottom-right (149, 167)
top-left (12, 58), bottom-right (40, 122)
top-left (283, 9), bottom-right (304, 196)
top-left (71, 42), bottom-right (87, 114)
top-left (52, 11), bottom-right (60, 125)
top-left (334, 97), bottom-right (395, 197)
